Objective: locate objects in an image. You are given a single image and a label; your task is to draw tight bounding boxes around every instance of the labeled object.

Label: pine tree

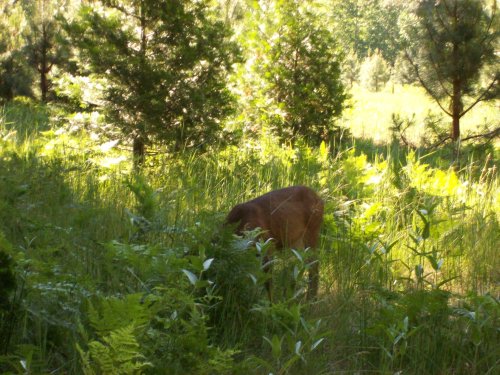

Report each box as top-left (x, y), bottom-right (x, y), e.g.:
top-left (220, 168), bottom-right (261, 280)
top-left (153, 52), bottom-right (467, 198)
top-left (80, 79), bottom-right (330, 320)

top-left (23, 0), bottom-right (72, 102)
top-left (261, 0), bottom-right (347, 143)
top-left (403, 0), bottom-right (499, 143)
top-left (360, 49), bottom-right (390, 92)
top-left (67, 0), bottom-right (240, 165)
top-left (0, 1), bottom-right (33, 100)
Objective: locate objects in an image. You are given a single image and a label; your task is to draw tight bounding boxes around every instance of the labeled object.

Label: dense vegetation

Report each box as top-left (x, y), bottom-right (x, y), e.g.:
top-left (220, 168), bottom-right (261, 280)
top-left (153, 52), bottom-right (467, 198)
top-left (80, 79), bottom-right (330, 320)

top-left (1, 0), bottom-right (499, 374)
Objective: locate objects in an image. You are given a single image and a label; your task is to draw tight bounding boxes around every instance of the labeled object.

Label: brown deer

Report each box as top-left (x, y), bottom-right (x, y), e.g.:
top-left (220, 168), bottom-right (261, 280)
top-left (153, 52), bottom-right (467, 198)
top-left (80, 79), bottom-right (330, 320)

top-left (225, 186), bottom-right (324, 300)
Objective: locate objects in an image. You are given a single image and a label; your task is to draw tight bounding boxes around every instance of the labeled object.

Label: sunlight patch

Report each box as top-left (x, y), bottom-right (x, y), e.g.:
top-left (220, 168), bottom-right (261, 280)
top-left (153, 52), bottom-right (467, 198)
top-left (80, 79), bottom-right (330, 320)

top-left (99, 139), bottom-right (119, 152)
top-left (98, 155), bottom-right (127, 168)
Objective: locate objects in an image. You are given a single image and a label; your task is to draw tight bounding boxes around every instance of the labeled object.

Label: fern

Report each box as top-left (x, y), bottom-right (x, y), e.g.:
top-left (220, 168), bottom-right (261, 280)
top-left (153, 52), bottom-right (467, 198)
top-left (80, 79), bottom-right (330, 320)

top-left (80, 324), bottom-right (151, 374)
top-left (79, 294), bottom-right (152, 374)
top-left (87, 294), bottom-right (149, 335)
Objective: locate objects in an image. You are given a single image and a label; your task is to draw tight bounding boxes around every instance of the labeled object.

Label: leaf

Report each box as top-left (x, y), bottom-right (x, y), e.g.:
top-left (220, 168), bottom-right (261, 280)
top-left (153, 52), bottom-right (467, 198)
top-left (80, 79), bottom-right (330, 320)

top-left (203, 258), bottom-right (214, 271)
top-left (311, 338), bottom-right (325, 351)
top-left (383, 239), bottom-right (399, 254)
top-left (416, 209), bottom-right (430, 239)
top-left (294, 340), bottom-right (302, 355)
top-left (182, 269), bottom-right (198, 286)
top-left (291, 249), bottom-right (303, 262)
top-left (186, 255), bottom-right (203, 272)
top-left (428, 256), bottom-right (439, 271)
top-left (263, 335), bottom-right (282, 360)
top-left (437, 259), bottom-right (444, 270)
top-left (415, 264), bottom-right (424, 278)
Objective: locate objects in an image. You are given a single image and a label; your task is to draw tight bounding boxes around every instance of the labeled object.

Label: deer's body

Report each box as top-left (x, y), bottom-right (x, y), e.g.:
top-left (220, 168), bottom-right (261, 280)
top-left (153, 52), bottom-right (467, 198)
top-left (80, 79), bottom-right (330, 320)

top-left (226, 186), bottom-right (323, 299)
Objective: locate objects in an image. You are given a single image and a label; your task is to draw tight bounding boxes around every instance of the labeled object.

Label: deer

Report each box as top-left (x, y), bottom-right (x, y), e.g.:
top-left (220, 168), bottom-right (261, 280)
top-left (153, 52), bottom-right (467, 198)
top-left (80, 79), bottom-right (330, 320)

top-left (225, 186), bottom-right (324, 301)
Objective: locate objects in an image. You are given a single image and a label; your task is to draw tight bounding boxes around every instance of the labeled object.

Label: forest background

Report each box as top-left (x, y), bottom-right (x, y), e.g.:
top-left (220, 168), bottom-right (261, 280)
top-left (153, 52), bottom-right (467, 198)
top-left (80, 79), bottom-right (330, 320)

top-left (0, 0), bottom-right (499, 374)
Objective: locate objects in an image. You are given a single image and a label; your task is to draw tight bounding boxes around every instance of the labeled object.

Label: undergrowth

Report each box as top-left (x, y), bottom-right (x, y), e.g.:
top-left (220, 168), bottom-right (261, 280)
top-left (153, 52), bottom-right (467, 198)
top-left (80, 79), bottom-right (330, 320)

top-left (0, 100), bottom-right (498, 374)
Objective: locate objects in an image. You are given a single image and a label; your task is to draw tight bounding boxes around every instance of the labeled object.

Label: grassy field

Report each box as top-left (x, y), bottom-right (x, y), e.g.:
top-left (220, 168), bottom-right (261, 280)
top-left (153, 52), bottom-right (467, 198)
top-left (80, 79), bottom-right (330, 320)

top-left (0, 87), bottom-right (498, 374)
top-left (343, 84), bottom-right (500, 145)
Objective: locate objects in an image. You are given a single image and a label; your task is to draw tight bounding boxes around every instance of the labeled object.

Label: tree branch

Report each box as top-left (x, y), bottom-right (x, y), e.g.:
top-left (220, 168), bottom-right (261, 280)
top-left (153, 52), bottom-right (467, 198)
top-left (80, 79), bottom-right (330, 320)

top-left (460, 77), bottom-right (498, 118)
top-left (462, 127), bottom-right (500, 142)
top-left (429, 135), bottom-right (451, 149)
top-left (105, 1), bottom-right (141, 21)
top-left (404, 50), bottom-right (452, 116)
top-left (435, 4), bottom-right (454, 40)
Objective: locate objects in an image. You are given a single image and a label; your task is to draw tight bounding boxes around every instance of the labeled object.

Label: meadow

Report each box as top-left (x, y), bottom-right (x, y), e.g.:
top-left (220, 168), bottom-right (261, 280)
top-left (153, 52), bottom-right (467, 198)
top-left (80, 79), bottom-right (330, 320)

top-left (0, 86), bottom-right (498, 374)
top-left (343, 84), bottom-right (500, 145)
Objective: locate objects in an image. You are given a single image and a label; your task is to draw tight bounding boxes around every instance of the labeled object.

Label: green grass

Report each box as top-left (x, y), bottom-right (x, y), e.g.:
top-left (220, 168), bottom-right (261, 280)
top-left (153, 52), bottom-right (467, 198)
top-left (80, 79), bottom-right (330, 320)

top-left (0, 96), bottom-right (498, 374)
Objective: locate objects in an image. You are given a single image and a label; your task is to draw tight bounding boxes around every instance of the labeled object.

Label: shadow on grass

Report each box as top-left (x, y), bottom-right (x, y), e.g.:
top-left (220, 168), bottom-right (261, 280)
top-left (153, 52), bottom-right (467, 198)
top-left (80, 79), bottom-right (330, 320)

top-left (0, 148), bottom-right (129, 371)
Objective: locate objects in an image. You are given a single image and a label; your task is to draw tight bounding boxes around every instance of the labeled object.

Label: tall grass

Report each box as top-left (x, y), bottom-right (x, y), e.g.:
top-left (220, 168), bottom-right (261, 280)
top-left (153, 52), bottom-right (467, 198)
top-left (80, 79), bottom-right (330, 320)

top-left (0, 99), bottom-right (498, 374)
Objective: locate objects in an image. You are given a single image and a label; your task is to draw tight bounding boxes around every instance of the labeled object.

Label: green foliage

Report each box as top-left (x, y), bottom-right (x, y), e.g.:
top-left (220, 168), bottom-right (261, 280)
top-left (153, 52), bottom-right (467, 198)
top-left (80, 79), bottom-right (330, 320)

top-left (0, 233), bottom-right (17, 356)
top-left (259, 0), bottom-right (347, 143)
top-left (341, 49), bottom-right (360, 87)
top-left (327, 0), bottom-right (402, 64)
top-left (252, 301), bottom-right (325, 375)
top-left (393, 51), bottom-right (417, 85)
top-left (0, 97), bottom-right (50, 143)
top-left (22, 0), bottom-right (73, 102)
top-left (79, 324), bottom-right (151, 375)
top-left (79, 296), bottom-right (147, 374)
top-left (0, 75), bottom-right (498, 374)
top-left (402, 0), bottom-right (499, 140)
top-left (0, 237), bottom-right (16, 310)
top-left (405, 0), bottom-right (498, 100)
top-left (126, 175), bottom-right (159, 221)
top-left (66, 0), bottom-right (241, 154)
top-left (140, 286), bottom-right (238, 374)
top-left (0, 2), bottom-right (34, 100)
top-left (203, 228), bottom-right (268, 344)
top-left (360, 50), bottom-right (391, 92)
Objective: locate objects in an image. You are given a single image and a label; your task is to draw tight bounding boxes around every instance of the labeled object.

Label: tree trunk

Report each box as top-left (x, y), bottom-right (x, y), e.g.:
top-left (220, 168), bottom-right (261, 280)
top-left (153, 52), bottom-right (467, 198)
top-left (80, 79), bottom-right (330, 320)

top-left (451, 82), bottom-right (462, 142)
top-left (451, 79), bottom-right (463, 165)
top-left (450, 2), bottom-right (461, 164)
top-left (133, 2), bottom-right (147, 170)
top-left (40, 24), bottom-right (49, 102)
top-left (40, 67), bottom-right (48, 102)
top-left (133, 136), bottom-right (145, 169)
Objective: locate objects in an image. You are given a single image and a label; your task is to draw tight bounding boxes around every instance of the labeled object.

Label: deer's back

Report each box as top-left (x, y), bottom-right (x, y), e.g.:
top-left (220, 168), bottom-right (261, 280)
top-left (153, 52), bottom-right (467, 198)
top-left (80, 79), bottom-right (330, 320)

top-left (226, 186), bottom-right (323, 249)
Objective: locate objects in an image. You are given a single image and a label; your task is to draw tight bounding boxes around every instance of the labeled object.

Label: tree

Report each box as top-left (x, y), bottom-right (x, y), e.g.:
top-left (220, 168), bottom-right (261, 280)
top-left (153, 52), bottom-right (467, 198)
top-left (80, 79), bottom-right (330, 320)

top-left (22, 0), bottom-right (72, 102)
top-left (261, 0), bottom-right (347, 143)
top-left (359, 49), bottom-right (390, 92)
top-left (393, 50), bottom-right (417, 85)
top-left (67, 0), bottom-right (240, 165)
top-left (0, 1), bottom-right (33, 100)
top-left (328, 0), bottom-right (402, 66)
top-left (403, 0), bottom-right (499, 143)
top-left (342, 49), bottom-right (360, 88)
